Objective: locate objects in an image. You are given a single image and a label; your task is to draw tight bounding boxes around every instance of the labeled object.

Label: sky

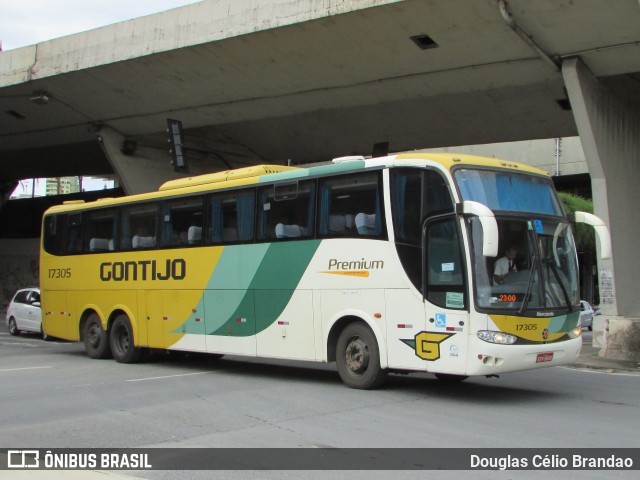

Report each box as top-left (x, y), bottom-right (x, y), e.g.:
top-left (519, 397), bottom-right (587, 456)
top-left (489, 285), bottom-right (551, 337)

top-left (2, 1), bottom-right (202, 197)
top-left (0, 0), bottom-right (202, 51)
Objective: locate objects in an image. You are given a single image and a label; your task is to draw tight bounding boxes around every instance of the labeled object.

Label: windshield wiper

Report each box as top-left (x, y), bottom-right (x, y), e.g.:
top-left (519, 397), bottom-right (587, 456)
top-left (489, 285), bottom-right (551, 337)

top-left (519, 231), bottom-right (540, 314)
top-left (518, 262), bottom-right (539, 314)
top-left (543, 257), bottom-right (572, 312)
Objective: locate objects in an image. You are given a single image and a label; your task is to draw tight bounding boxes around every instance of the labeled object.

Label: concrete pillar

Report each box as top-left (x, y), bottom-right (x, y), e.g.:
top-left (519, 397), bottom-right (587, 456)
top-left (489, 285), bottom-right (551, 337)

top-left (97, 127), bottom-right (186, 195)
top-left (562, 57), bottom-right (640, 359)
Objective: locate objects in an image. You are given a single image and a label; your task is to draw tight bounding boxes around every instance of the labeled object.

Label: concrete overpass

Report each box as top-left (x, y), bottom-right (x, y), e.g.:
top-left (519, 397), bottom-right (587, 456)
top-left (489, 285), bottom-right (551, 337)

top-left (1, 0), bottom-right (639, 357)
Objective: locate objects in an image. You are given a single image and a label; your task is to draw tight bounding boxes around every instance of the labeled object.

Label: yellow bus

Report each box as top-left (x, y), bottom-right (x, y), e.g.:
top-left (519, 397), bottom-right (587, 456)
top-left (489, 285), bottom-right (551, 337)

top-left (40, 153), bottom-right (610, 388)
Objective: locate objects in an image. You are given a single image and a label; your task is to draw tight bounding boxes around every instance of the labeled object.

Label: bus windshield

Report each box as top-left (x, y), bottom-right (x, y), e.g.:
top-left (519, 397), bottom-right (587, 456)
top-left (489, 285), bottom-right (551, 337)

top-left (454, 167), bottom-right (579, 312)
top-left (470, 217), bottom-right (580, 312)
top-left (455, 168), bottom-right (563, 216)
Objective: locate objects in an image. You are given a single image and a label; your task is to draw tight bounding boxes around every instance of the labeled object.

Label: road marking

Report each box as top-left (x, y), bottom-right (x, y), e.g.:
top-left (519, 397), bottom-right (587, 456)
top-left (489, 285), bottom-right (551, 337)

top-left (126, 371), bottom-right (219, 382)
top-left (0, 366), bottom-right (53, 373)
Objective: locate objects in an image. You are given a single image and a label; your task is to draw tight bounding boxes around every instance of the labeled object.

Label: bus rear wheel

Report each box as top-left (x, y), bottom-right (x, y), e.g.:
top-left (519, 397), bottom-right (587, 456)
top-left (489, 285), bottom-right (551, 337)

top-left (110, 314), bottom-right (144, 363)
top-left (83, 313), bottom-right (111, 359)
top-left (336, 322), bottom-right (387, 389)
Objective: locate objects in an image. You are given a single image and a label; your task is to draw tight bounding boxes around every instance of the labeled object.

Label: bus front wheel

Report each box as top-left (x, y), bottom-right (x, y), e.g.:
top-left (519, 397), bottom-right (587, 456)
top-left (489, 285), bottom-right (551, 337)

top-left (336, 322), bottom-right (387, 389)
top-left (83, 313), bottom-right (111, 359)
top-left (110, 314), bottom-right (144, 364)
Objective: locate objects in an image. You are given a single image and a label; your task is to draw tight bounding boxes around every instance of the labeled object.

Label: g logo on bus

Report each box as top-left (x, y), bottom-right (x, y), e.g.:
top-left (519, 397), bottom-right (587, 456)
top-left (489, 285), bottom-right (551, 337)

top-left (403, 331), bottom-right (455, 361)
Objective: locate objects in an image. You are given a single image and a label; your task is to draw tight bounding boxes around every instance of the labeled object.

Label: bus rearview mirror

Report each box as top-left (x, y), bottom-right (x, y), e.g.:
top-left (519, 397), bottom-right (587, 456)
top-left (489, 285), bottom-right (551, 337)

top-left (462, 200), bottom-right (499, 258)
top-left (573, 211), bottom-right (612, 260)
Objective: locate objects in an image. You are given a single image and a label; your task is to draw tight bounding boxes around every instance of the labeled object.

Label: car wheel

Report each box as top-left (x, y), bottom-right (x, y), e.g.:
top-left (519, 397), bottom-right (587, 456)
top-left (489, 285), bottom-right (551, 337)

top-left (8, 317), bottom-right (20, 336)
top-left (110, 314), bottom-right (144, 364)
top-left (83, 313), bottom-right (112, 359)
top-left (336, 322), bottom-right (387, 389)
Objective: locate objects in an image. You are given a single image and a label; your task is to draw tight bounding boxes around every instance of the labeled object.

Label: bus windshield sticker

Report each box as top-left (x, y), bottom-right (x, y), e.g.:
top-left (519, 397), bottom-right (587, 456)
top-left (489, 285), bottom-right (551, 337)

top-left (446, 292), bottom-right (464, 309)
top-left (534, 219), bottom-right (543, 233)
top-left (441, 262), bottom-right (454, 272)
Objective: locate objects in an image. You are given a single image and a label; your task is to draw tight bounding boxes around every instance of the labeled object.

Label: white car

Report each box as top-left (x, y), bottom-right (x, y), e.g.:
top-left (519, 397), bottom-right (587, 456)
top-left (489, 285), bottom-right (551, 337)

top-left (6, 287), bottom-right (43, 336)
top-left (580, 300), bottom-right (594, 331)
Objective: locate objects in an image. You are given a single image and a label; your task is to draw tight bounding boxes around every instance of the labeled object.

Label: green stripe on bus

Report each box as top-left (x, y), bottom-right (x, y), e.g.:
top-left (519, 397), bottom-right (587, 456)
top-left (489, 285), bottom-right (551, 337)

top-left (548, 311), bottom-right (580, 332)
top-left (176, 241), bottom-right (320, 336)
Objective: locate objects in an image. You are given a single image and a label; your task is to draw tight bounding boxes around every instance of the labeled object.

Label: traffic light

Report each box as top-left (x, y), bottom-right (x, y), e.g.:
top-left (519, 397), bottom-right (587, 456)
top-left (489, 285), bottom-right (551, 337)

top-left (166, 118), bottom-right (188, 172)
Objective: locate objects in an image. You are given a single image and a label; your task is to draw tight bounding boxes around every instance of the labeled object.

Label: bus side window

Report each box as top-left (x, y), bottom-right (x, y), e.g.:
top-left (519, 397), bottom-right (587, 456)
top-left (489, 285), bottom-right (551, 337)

top-left (67, 213), bottom-right (83, 254)
top-left (121, 203), bottom-right (158, 250)
top-left (206, 190), bottom-right (255, 245)
top-left (160, 196), bottom-right (203, 247)
top-left (318, 172), bottom-right (385, 238)
top-left (43, 214), bottom-right (66, 256)
top-left (257, 181), bottom-right (315, 241)
top-left (85, 208), bottom-right (118, 252)
top-left (426, 217), bottom-right (466, 309)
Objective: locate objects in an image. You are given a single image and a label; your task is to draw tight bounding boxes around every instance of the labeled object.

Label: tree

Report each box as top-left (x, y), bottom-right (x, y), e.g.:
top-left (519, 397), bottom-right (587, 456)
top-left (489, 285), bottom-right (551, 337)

top-left (558, 192), bottom-right (595, 254)
top-left (558, 192), bottom-right (596, 302)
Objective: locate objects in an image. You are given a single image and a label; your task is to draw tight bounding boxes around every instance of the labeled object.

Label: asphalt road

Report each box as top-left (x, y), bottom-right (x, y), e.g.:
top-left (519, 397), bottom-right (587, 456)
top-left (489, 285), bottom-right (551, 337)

top-left (1, 330), bottom-right (638, 480)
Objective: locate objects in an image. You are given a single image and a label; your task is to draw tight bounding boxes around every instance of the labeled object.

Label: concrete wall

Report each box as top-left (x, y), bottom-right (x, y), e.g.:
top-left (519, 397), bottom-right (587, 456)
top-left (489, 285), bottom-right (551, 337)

top-left (0, 239), bottom-right (40, 309)
top-left (422, 136), bottom-right (588, 177)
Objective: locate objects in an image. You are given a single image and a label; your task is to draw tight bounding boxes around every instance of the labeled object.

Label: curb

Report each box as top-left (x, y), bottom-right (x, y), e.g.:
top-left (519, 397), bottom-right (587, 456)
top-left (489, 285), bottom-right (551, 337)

top-left (569, 344), bottom-right (640, 374)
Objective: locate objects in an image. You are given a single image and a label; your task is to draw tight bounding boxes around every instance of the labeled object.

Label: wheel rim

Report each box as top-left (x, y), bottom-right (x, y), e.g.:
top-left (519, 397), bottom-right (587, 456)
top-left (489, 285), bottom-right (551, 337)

top-left (344, 336), bottom-right (370, 374)
top-left (87, 323), bottom-right (102, 348)
top-left (115, 325), bottom-right (130, 353)
top-left (9, 319), bottom-right (16, 334)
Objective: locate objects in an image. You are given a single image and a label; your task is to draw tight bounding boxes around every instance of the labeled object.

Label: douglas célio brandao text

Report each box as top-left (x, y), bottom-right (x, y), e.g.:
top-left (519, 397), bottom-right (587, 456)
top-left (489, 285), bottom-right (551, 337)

top-left (470, 453), bottom-right (634, 470)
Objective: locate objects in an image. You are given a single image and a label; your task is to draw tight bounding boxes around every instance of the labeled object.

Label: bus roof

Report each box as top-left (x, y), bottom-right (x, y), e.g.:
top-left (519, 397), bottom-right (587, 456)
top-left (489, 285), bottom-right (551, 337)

top-left (158, 165), bottom-right (300, 191)
top-left (44, 152), bottom-right (549, 214)
top-left (395, 152), bottom-right (549, 175)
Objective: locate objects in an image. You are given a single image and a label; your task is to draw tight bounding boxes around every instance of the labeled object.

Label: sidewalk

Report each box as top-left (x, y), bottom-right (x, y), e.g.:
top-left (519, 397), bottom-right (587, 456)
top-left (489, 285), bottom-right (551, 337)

top-left (572, 342), bottom-right (640, 374)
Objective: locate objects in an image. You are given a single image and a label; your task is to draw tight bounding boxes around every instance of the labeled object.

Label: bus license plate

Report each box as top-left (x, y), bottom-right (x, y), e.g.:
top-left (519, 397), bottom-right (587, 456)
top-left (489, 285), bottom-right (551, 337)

top-left (536, 352), bottom-right (554, 363)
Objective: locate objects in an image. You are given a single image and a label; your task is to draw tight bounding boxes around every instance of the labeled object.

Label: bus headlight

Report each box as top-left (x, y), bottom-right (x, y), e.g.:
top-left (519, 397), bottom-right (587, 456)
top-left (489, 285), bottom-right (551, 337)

top-left (567, 326), bottom-right (582, 339)
top-left (477, 330), bottom-right (517, 345)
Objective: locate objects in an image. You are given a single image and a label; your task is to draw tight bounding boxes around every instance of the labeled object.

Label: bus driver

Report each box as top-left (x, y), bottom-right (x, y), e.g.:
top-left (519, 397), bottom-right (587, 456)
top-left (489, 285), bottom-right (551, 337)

top-left (494, 246), bottom-right (518, 285)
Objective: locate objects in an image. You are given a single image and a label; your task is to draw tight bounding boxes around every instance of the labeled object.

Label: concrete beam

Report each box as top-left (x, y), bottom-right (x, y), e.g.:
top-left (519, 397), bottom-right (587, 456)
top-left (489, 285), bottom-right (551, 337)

top-left (98, 127), bottom-right (185, 195)
top-left (1, 0), bottom-right (400, 87)
top-left (97, 126), bottom-right (262, 195)
top-left (562, 56), bottom-right (640, 357)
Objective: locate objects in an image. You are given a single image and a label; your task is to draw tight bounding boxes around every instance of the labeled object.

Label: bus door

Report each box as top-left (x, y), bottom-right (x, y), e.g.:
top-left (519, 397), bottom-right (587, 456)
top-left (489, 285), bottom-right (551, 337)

top-left (421, 215), bottom-right (470, 374)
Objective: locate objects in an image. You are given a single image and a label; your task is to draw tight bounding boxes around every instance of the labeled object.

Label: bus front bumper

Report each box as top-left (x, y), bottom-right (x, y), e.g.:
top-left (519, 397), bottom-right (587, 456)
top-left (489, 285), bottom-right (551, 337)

top-left (465, 335), bottom-right (582, 376)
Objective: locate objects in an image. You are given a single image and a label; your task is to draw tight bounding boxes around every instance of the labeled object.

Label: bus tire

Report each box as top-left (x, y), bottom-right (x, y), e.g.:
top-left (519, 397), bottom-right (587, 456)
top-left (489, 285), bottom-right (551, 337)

top-left (8, 317), bottom-right (20, 336)
top-left (110, 314), bottom-right (144, 364)
top-left (40, 323), bottom-right (49, 341)
top-left (336, 322), bottom-right (387, 389)
top-left (83, 313), bottom-right (111, 359)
